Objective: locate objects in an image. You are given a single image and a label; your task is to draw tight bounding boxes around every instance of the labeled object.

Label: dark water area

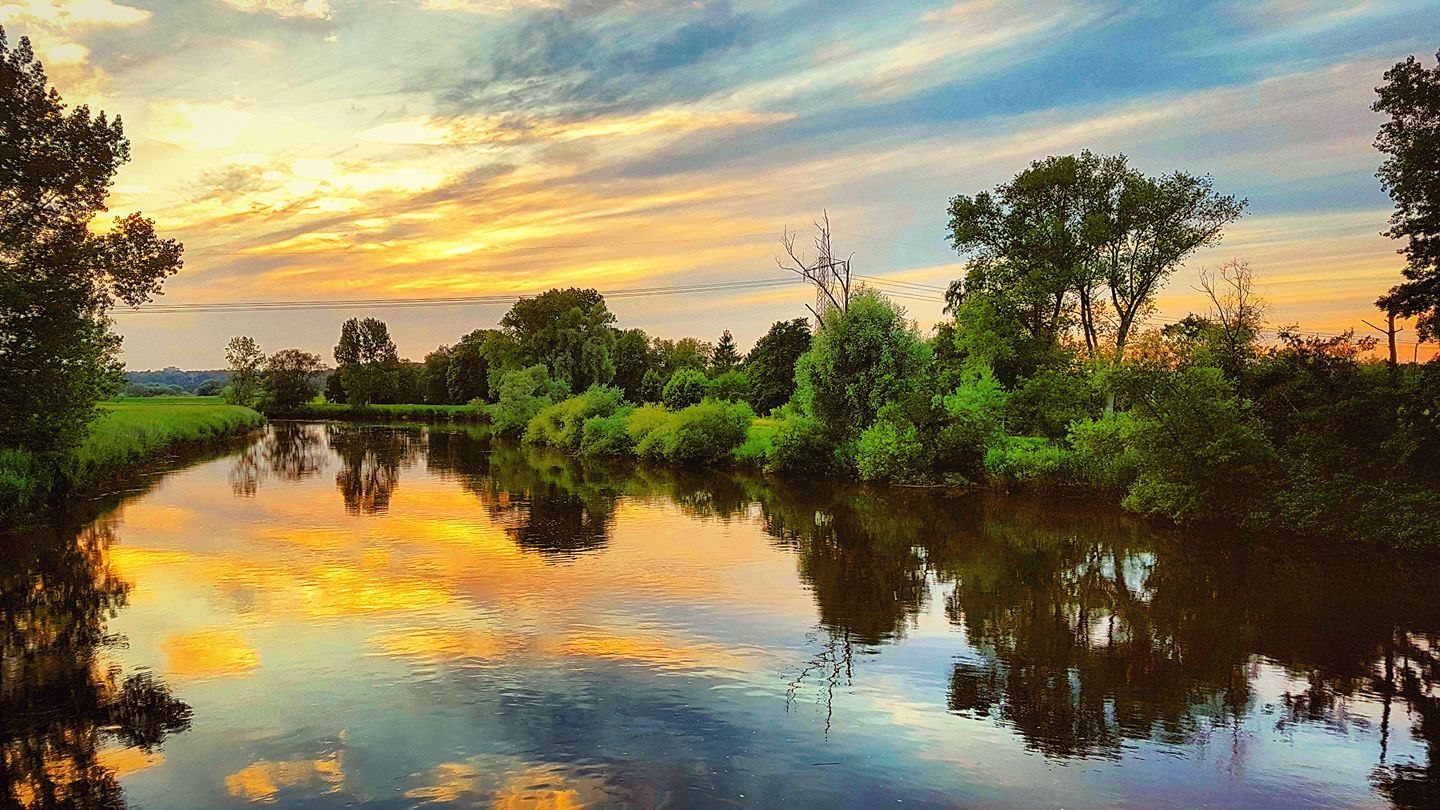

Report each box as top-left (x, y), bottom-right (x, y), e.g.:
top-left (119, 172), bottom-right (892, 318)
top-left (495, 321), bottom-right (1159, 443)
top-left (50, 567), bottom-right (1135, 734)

top-left (3, 423), bottom-right (1438, 808)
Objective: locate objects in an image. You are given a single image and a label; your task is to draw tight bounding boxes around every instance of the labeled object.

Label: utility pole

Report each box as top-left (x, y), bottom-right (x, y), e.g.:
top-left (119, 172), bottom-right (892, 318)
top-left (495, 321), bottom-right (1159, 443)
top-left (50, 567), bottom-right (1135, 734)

top-left (1363, 310), bottom-right (1404, 371)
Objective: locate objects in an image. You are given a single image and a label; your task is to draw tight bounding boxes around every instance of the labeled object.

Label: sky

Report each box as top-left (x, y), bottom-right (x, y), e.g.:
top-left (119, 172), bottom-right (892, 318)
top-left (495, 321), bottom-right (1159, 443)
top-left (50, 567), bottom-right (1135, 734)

top-left (3, 0), bottom-right (1437, 368)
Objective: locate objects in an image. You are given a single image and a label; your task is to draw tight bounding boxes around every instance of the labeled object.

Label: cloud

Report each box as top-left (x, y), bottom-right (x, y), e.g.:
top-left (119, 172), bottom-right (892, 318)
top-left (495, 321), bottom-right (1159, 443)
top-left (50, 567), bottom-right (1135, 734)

top-left (147, 100), bottom-right (255, 150)
top-left (417, 0), bottom-right (558, 12)
top-left (215, 0), bottom-right (333, 20)
top-left (358, 106), bottom-right (792, 147)
top-left (0, 0), bottom-right (150, 81)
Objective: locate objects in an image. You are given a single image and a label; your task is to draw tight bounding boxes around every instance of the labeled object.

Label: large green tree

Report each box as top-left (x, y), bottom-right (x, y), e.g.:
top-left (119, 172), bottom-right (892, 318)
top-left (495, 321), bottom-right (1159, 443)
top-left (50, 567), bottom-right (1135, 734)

top-left (261, 349), bottom-right (324, 413)
top-left (333, 317), bottom-right (398, 405)
top-left (744, 318), bottom-right (811, 413)
top-left (0, 29), bottom-right (183, 452)
top-left (795, 290), bottom-right (932, 442)
top-left (447, 329), bottom-right (491, 403)
top-left (1374, 49), bottom-right (1440, 341)
top-left (948, 152), bottom-right (1244, 365)
top-left (501, 288), bottom-right (616, 390)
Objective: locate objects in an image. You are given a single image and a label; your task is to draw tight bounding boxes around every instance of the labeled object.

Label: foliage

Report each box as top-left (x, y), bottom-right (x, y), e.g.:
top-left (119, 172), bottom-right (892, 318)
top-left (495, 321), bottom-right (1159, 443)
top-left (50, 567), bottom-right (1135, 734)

top-left (224, 336), bottom-right (264, 405)
top-left (711, 329), bottom-right (741, 373)
top-left (1007, 367), bottom-right (1100, 439)
top-left (1110, 363), bottom-right (1275, 524)
top-left (662, 367), bottom-right (709, 410)
top-left (611, 328), bottom-right (654, 402)
top-left (0, 30), bottom-right (183, 456)
top-left (706, 369), bottom-right (750, 403)
top-left (501, 288), bottom-right (617, 390)
top-left (795, 290), bottom-right (932, 442)
top-left (447, 330), bottom-right (491, 404)
top-left (285, 402), bottom-right (483, 423)
top-left (525, 385), bottom-right (625, 451)
top-left (947, 151), bottom-right (1244, 362)
top-left (983, 436), bottom-right (1074, 490)
top-left (1373, 49), bottom-right (1440, 340)
top-left (488, 364), bottom-right (569, 438)
top-left (764, 414), bottom-right (833, 475)
top-left (640, 399), bottom-right (754, 465)
top-left (744, 318), bottom-right (812, 414)
top-left (195, 379), bottom-right (226, 397)
top-left (1066, 410), bottom-right (1142, 491)
top-left (579, 410), bottom-right (635, 457)
top-left (734, 418), bottom-right (780, 466)
top-left (260, 349), bottom-right (324, 415)
top-left (854, 365), bottom-right (1007, 484)
top-left (422, 345), bottom-right (452, 404)
top-left (333, 318), bottom-right (399, 406)
top-left (625, 404), bottom-right (673, 452)
top-left (122, 382), bottom-right (187, 397)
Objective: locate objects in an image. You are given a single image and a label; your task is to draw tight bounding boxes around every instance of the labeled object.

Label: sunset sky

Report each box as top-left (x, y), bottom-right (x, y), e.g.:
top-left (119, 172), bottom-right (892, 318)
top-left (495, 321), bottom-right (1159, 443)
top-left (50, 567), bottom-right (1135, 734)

top-left (4, 0), bottom-right (1437, 368)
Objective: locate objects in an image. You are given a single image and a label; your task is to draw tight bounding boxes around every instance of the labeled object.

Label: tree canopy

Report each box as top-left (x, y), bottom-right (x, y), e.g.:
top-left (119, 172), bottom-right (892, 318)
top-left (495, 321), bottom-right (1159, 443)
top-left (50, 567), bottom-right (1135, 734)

top-left (1374, 49), bottom-right (1440, 340)
top-left (0, 28), bottom-right (182, 452)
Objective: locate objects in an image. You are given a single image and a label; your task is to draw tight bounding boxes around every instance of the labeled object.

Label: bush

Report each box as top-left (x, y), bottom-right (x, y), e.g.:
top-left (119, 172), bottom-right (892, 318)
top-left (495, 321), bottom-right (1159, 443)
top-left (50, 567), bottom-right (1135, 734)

top-left (984, 436), bottom-right (1074, 490)
top-left (489, 365), bottom-right (569, 438)
top-left (0, 448), bottom-right (47, 513)
top-left (706, 369), bottom-right (750, 403)
top-left (659, 400), bottom-right (753, 465)
top-left (765, 414), bottom-right (832, 475)
top-left (1111, 364), bottom-right (1276, 524)
top-left (734, 418), bottom-right (780, 466)
top-left (579, 410), bottom-right (635, 457)
top-left (524, 385), bottom-right (623, 451)
top-left (855, 416), bottom-right (926, 482)
top-left (663, 368), bottom-right (708, 410)
top-left (1067, 411), bottom-right (1142, 491)
top-left (1008, 368), bottom-right (1099, 439)
top-left (626, 404), bottom-right (674, 456)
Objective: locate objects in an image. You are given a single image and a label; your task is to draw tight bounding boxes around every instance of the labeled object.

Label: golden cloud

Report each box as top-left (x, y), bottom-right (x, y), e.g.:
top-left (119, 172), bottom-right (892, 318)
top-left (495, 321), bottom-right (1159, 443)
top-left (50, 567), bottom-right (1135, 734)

top-left (216, 0), bottom-right (332, 20)
top-left (225, 753), bottom-right (345, 803)
top-left (147, 101), bottom-right (255, 150)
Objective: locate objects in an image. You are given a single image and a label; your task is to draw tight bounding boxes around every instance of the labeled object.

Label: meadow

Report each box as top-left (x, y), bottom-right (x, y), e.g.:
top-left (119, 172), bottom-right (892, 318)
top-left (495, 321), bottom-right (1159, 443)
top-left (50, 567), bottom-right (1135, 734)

top-left (0, 397), bottom-right (265, 513)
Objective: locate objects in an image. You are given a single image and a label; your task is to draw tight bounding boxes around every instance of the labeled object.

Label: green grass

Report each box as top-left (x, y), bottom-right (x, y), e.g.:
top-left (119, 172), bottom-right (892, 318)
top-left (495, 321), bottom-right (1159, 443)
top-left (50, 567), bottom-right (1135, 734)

top-left (288, 402), bottom-right (484, 422)
top-left (1, 398), bottom-right (265, 514)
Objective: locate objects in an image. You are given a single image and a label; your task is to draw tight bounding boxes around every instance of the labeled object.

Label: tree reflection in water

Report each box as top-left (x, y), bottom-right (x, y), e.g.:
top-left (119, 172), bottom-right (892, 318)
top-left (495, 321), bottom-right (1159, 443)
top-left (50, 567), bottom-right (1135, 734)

top-left (229, 422), bottom-right (330, 497)
top-left (751, 479), bottom-right (1440, 798)
top-left (328, 424), bottom-right (421, 514)
top-left (0, 520), bottom-right (191, 808)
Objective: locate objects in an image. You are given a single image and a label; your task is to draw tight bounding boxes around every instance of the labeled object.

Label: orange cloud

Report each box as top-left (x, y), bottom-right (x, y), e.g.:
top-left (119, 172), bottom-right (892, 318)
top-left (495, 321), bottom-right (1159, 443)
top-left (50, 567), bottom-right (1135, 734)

top-left (225, 753), bottom-right (345, 803)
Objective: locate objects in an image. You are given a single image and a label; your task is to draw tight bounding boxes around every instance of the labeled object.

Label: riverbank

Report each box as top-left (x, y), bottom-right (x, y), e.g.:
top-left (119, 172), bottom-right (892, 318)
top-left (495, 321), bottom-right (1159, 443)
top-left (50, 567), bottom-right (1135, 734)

top-left (0, 397), bottom-right (265, 514)
top-left (286, 402), bottom-right (485, 423)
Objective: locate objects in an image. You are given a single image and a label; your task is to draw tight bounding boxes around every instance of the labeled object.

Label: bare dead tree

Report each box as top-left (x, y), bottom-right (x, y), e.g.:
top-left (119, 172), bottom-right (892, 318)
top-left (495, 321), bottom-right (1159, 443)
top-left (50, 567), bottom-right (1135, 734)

top-left (1198, 259), bottom-right (1267, 380)
top-left (778, 211), bottom-right (853, 325)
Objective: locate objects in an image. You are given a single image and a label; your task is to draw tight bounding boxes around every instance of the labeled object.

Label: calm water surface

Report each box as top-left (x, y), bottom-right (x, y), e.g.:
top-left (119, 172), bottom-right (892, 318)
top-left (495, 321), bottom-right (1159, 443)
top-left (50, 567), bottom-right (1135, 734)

top-left (3, 423), bottom-right (1438, 808)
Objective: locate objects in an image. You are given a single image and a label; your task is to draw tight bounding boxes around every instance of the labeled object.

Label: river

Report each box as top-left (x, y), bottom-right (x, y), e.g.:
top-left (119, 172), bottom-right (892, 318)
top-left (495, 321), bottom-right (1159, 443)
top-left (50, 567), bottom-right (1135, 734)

top-left (2, 422), bottom-right (1436, 808)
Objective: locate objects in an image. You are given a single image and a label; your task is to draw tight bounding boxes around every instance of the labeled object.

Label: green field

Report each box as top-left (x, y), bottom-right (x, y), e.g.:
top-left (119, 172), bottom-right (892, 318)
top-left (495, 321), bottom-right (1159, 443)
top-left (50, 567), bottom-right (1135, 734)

top-left (0, 397), bottom-right (265, 513)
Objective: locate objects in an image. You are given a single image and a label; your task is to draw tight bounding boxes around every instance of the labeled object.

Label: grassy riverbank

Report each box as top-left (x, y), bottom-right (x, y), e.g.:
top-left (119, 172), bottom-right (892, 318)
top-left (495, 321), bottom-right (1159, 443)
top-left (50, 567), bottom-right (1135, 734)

top-left (286, 402), bottom-right (484, 422)
top-left (0, 397), bottom-right (265, 514)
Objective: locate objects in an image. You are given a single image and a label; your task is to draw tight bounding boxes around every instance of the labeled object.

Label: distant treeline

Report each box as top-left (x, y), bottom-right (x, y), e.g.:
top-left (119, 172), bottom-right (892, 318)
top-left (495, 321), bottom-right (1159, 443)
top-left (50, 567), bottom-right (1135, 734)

top-left (123, 369), bottom-right (230, 396)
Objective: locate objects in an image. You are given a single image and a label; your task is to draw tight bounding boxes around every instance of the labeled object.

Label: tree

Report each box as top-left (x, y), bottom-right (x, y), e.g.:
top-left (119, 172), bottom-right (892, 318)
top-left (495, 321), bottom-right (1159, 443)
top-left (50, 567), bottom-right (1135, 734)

top-left (421, 345), bottom-right (452, 404)
top-left (0, 29), bottom-right (183, 453)
top-left (662, 367), bottom-right (708, 410)
top-left (447, 330), bottom-right (490, 403)
top-left (489, 364), bottom-right (569, 437)
top-left (333, 317), bottom-right (398, 406)
top-left (946, 153), bottom-right (1245, 366)
top-left (1098, 167), bottom-right (1245, 363)
top-left (1196, 259), bottom-right (1265, 383)
top-left (1374, 50), bottom-right (1440, 342)
top-left (711, 330), bottom-right (741, 373)
top-left (224, 336), bottom-right (264, 406)
top-left (501, 288), bottom-right (616, 390)
top-left (795, 289), bottom-right (932, 442)
top-left (261, 349), bottom-right (323, 414)
top-left (745, 318), bottom-right (812, 413)
top-left (611, 328), bottom-right (655, 402)
top-left (948, 152), bottom-right (1128, 355)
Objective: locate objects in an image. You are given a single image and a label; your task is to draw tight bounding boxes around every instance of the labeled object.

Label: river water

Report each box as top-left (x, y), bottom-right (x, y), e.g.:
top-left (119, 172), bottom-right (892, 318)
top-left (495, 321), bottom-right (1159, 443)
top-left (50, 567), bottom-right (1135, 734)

top-left (2, 423), bottom-right (1437, 808)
